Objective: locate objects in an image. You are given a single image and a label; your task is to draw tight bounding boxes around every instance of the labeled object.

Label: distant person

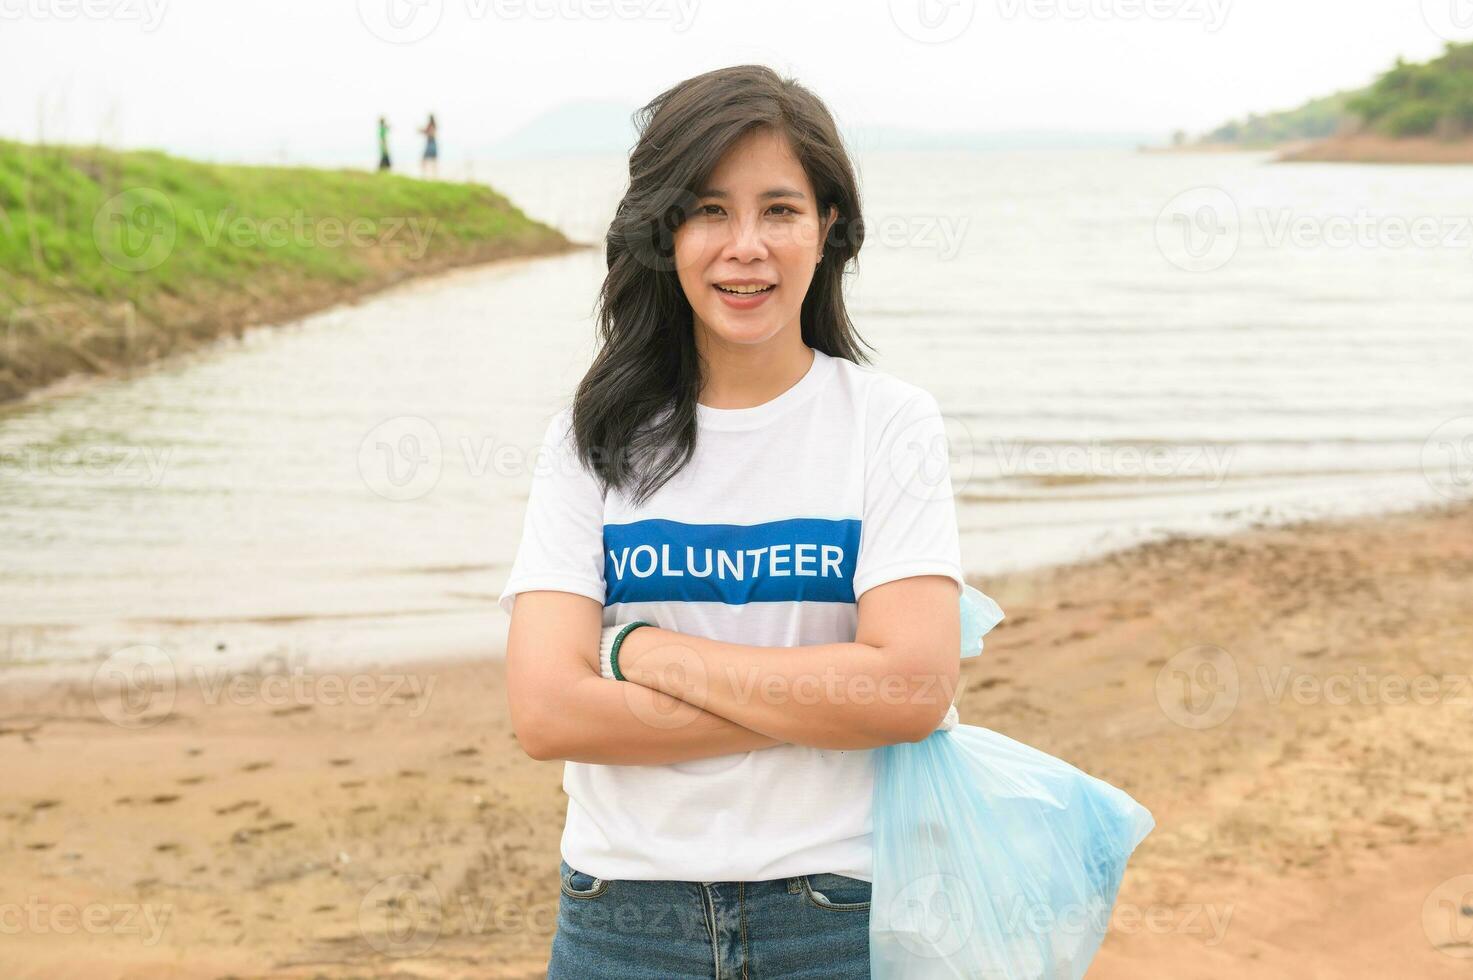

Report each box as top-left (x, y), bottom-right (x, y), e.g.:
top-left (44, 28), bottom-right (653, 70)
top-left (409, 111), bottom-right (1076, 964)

top-left (419, 113), bottom-right (438, 179)
top-left (377, 116), bottom-right (391, 172)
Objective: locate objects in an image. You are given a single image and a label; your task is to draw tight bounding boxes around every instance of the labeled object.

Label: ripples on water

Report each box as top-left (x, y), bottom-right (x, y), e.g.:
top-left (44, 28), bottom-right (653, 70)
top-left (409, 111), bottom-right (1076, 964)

top-left (2, 149), bottom-right (1469, 672)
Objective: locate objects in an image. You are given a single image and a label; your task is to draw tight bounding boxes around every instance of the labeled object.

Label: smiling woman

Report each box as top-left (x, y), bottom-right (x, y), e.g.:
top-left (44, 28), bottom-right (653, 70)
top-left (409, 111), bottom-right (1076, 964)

top-left (672, 130), bottom-right (839, 387)
top-left (500, 64), bottom-right (963, 979)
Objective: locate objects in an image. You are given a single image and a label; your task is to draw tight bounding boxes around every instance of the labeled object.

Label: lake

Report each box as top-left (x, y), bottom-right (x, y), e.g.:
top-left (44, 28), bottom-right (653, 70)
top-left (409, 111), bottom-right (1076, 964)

top-left (3, 147), bottom-right (1469, 674)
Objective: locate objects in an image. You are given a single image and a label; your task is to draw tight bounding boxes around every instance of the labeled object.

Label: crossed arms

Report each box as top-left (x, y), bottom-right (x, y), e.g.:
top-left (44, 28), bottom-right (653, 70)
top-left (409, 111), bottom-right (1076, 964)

top-left (505, 575), bottom-right (961, 765)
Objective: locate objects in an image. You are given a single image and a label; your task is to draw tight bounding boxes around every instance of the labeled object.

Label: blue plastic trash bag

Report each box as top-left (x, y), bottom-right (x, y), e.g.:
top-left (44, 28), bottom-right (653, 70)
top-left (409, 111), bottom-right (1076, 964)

top-left (959, 583), bottom-right (1005, 660)
top-left (870, 584), bottom-right (1155, 980)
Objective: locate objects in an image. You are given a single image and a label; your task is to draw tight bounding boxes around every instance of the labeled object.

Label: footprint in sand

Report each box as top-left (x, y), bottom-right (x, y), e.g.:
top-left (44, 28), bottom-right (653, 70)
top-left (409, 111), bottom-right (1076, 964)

top-left (450, 746), bottom-right (479, 758)
top-left (214, 800), bottom-right (258, 816)
top-left (25, 842), bottom-right (54, 850)
top-left (185, 747), bottom-right (203, 757)
top-left (31, 800), bottom-right (61, 811)
top-left (149, 794), bottom-right (181, 805)
top-left (350, 804), bottom-right (377, 814)
top-left (312, 904), bottom-right (337, 913)
top-left (328, 758), bottom-right (354, 767)
top-left (155, 842), bottom-right (181, 853)
top-left (265, 821), bottom-right (295, 833)
top-left (339, 780), bottom-right (366, 789)
top-left (397, 769), bottom-right (425, 779)
top-left (451, 776), bottom-right (484, 786)
top-left (240, 761), bottom-right (273, 772)
top-left (271, 705), bottom-right (311, 717)
top-left (177, 775), bottom-right (208, 785)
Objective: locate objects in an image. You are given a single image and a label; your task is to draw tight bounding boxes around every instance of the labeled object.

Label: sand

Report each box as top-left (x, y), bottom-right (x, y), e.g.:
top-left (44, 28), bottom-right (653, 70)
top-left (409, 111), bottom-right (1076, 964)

top-left (1276, 133), bottom-right (1473, 164)
top-left (1144, 134), bottom-right (1473, 164)
top-left (2, 501), bottom-right (1471, 978)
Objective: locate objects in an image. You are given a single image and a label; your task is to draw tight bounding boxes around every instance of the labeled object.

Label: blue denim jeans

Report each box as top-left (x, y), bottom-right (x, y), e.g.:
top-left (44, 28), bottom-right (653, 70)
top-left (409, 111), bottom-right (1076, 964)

top-left (549, 858), bottom-right (872, 978)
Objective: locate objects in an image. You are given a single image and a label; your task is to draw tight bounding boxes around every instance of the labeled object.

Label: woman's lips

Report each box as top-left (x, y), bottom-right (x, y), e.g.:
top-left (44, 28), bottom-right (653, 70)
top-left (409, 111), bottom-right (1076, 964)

top-left (713, 284), bottom-right (775, 310)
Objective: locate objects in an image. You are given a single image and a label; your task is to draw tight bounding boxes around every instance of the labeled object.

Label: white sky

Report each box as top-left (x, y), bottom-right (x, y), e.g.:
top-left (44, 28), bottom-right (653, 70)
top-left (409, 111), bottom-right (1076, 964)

top-left (4, 0), bottom-right (1465, 164)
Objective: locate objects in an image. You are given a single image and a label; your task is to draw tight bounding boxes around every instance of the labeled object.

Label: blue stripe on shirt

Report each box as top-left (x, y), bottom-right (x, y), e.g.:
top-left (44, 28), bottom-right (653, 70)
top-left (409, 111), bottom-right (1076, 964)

top-left (603, 517), bottom-right (860, 605)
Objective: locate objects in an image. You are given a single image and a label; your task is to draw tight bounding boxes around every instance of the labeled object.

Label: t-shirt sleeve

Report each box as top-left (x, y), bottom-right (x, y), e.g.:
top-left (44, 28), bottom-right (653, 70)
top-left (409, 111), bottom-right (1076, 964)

top-left (852, 389), bottom-right (965, 600)
top-left (497, 409), bottom-right (607, 616)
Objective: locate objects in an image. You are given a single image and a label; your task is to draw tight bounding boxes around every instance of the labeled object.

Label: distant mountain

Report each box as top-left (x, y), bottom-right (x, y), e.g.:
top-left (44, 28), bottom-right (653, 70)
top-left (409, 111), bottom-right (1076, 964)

top-left (842, 124), bottom-right (1161, 151)
top-left (474, 100), bottom-right (1163, 158)
top-left (477, 100), bottom-right (641, 158)
top-left (1197, 90), bottom-right (1358, 148)
top-left (1194, 41), bottom-right (1473, 150)
top-left (1344, 41), bottom-right (1473, 138)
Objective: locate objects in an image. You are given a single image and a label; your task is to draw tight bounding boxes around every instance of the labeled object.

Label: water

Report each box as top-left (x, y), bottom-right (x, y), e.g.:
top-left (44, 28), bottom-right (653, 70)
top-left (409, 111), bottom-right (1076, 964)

top-left (3, 149), bottom-right (1470, 674)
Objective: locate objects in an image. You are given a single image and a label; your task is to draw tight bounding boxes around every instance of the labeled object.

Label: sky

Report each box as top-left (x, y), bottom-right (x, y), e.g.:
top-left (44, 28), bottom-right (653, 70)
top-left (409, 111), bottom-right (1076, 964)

top-left (3, 0), bottom-right (1467, 165)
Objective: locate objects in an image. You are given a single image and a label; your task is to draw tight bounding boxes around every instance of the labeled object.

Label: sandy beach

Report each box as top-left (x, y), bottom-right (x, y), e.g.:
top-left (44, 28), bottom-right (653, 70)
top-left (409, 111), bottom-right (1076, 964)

top-left (2, 500), bottom-right (1471, 978)
top-left (1143, 133), bottom-right (1473, 165)
top-left (1276, 133), bottom-right (1473, 164)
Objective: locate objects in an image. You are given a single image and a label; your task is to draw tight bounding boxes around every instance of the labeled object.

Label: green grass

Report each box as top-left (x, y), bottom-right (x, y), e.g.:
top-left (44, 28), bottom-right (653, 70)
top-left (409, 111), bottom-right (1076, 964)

top-left (0, 139), bottom-right (573, 400)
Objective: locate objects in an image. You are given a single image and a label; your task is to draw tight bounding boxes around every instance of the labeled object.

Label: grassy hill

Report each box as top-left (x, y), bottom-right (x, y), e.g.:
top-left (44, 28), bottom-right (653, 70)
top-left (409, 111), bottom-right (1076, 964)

top-left (0, 141), bottom-right (577, 402)
top-left (1345, 41), bottom-right (1473, 138)
top-left (1196, 41), bottom-right (1473, 150)
top-left (1199, 90), bottom-right (1357, 148)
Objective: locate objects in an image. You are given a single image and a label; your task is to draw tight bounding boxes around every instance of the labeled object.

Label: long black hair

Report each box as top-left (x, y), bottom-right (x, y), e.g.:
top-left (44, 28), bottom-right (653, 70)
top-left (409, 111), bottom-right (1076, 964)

top-left (573, 64), bottom-right (872, 506)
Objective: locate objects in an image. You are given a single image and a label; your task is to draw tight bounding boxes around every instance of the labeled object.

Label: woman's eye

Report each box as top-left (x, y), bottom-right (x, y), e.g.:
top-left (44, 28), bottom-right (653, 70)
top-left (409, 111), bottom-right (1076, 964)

top-left (694, 204), bottom-right (797, 217)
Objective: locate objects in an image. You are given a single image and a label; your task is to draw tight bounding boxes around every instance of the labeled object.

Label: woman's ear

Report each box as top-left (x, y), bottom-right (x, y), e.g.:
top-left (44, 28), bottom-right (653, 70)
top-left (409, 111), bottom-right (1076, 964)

top-left (818, 204), bottom-right (839, 262)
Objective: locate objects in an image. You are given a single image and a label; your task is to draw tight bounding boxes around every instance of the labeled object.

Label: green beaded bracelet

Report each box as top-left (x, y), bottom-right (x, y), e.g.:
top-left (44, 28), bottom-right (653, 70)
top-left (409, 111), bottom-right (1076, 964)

top-left (609, 621), bottom-right (651, 682)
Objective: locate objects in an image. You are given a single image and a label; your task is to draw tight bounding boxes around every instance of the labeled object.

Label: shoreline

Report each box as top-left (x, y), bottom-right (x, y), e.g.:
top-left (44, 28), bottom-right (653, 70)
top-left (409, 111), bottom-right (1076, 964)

top-left (1276, 132), bottom-right (1473, 164)
top-left (0, 139), bottom-right (592, 407)
top-left (1143, 134), bottom-right (1473, 164)
top-left (1, 487), bottom-right (1451, 684)
top-left (2, 498), bottom-right (1471, 976)
top-left (0, 237), bottom-right (593, 415)
top-left (1137, 141), bottom-right (1299, 155)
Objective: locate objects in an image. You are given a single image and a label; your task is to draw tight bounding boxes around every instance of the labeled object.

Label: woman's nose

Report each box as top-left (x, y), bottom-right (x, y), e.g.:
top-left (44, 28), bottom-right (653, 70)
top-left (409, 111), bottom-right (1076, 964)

top-left (724, 215), bottom-right (769, 260)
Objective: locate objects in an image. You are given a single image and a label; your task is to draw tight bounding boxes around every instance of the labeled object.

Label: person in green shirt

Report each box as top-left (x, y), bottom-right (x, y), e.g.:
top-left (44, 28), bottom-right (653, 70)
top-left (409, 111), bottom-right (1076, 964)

top-left (377, 116), bottom-right (391, 172)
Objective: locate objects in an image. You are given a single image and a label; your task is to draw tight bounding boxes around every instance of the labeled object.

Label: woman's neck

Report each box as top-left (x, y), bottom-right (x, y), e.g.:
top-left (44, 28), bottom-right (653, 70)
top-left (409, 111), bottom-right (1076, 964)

top-left (695, 333), bottom-right (814, 411)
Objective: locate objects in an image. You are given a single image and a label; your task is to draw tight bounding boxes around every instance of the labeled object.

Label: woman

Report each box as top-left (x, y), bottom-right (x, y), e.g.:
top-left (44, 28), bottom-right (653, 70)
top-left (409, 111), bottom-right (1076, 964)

top-left (419, 113), bottom-right (437, 178)
top-left (499, 64), bottom-right (963, 978)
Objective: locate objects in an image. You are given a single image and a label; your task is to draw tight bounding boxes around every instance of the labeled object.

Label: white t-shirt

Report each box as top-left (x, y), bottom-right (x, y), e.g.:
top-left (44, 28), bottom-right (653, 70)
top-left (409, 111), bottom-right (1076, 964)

top-left (497, 346), bottom-right (964, 882)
